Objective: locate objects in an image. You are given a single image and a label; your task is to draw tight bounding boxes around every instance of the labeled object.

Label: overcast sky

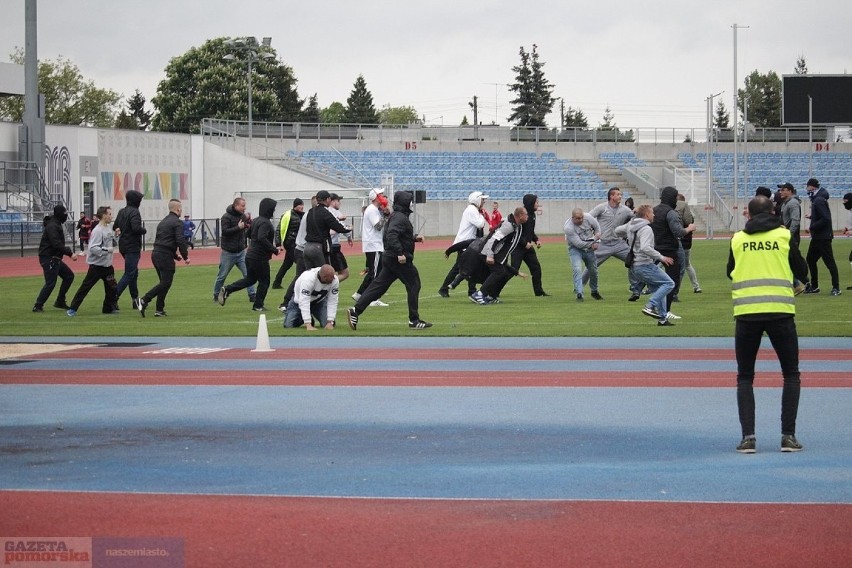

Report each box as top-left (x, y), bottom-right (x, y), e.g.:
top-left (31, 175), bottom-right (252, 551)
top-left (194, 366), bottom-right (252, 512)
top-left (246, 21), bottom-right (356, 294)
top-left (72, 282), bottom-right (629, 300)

top-left (2, 0), bottom-right (850, 130)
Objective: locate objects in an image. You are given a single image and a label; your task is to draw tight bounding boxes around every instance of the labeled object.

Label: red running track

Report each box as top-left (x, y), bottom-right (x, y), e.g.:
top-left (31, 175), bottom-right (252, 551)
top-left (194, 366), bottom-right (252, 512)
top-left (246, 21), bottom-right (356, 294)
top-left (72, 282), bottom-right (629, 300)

top-left (2, 491), bottom-right (849, 568)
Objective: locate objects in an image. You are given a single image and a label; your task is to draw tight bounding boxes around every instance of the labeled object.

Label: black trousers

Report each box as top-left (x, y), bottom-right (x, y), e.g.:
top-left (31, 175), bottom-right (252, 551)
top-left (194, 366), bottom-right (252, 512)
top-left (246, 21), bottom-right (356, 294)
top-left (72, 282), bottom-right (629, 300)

top-left (806, 238), bottom-right (839, 290)
top-left (226, 256), bottom-right (270, 310)
top-left (511, 246), bottom-right (544, 295)
top-left (142, 252), bottom-right (176, 312)
top-left (272, 244), bottom-right (296, 286)
top-left (480, 263), bottom-right (513, 298)
top-left (356, 251), bottom-right (383, 295)
top-left (354, 255), bottom-right (421, 322)
top-left (440, 253), bottom-right (477, 295)
top-left (69, 264), bottom-right (117, 313)
top-left (735, 316), bottom-right (801, 437)
top-left (35, 256), bottom-right (75, 308)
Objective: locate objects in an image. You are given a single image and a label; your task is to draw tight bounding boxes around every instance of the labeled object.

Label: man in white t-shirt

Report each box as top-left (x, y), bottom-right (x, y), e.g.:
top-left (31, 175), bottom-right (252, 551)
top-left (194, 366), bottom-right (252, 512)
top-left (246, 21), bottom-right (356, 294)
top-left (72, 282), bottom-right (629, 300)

top-left (283, 264), bottom-right (339, 330)
top-left (353, 189), bottom-right (391, 306)
top-left (438, 190), bottom-right (489, 297)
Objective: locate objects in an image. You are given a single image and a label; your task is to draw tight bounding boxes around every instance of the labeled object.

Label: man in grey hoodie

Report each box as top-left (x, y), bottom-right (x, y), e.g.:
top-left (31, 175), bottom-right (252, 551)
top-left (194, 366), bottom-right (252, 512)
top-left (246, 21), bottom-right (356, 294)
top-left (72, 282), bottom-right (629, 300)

top-left (616, 204), bottom-right (676, 326)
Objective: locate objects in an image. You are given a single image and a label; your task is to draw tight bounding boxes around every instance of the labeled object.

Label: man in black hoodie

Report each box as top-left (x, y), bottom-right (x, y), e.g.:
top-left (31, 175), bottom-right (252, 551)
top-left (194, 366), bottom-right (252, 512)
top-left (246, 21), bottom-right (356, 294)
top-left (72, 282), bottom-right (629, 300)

top-left (112, 189), bottom-right (147, 310)
top-left (510, 194), bottom-right (548, 296)
top-left (138, 199), bottom-right (190, 317)
top-left (347, 191), bottom-right (432, 330)
top-left (303, 190), bottom-right (351, 269)
top-left (218, 197), bottom-right (280, 311)
top-left (652, 186), bottom-right (696, 314)
top-left (33, 204), bottom-right (78, 312)
top-left (803, 178), bottom-right (840, 296)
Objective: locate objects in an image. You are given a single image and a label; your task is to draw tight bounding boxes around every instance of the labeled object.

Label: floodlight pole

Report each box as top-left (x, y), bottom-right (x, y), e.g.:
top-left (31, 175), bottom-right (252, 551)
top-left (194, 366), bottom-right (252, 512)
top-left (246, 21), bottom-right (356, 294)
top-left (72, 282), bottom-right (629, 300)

top-left (732, 23), bottom-right (748, 231)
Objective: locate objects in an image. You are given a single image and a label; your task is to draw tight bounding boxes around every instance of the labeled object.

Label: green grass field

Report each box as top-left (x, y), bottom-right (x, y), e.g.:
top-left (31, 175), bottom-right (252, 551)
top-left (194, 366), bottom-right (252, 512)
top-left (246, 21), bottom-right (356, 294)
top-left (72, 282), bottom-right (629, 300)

top-left (3, 239), bottom-right (851, 337)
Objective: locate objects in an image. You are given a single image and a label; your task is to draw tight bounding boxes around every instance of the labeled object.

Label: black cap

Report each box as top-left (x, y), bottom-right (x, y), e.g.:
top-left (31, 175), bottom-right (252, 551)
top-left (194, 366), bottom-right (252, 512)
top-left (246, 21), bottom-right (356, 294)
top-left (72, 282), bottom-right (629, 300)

top-left (315, 190), bottom-right (331, 201)
top-left (329, 193), bottom-right (342, 201)
top-left (806, 178), bottom-right (820, 188)
top-left (776, 182), bottom-right (795, 191)
top-left (755, 186), bottom-right (772, 198)
top-left (292, 198), bottom-right (304, 208)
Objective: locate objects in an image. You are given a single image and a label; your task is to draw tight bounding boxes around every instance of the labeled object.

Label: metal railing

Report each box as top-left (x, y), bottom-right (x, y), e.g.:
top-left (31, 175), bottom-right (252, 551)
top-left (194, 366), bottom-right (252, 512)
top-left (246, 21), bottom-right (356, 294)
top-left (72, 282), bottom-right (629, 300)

top-left (201, 118), bottom-right (834, 146)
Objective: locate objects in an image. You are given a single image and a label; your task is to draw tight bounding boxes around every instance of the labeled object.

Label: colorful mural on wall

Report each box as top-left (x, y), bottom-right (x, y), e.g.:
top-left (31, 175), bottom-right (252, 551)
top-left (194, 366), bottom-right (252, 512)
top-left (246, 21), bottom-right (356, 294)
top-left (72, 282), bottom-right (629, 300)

top-left (97, 130), bottom-right (191, 209)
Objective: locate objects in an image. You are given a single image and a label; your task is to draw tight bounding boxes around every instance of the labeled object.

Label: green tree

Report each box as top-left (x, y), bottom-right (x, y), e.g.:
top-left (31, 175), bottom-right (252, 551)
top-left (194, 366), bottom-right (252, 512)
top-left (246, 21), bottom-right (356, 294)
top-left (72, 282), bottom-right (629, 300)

top-left (378, 105), bottom-right (419, 125)
top-left (301, 94), bottom-right (320, 123)
top-left (738, 70), bottom-right (782, 128)
top-left (344, 75), bottom-right (378, 124)
top-left (714, 100), bottom-right (730, 129)
top-left (0, 48), bottom-right (120, 127)
top-left (795, 55), bottom-right (808, 75)
top-left (268, 64), bottom-right (303, 122)
top-left (152, 37), bottom-right (299, 133)
top-left (508, 44), bottom-right (556, 127)
top-left (320, 102), bottom-right (346, 124)
top-left (563, 106), bottom-right (588, 128)
top-left (460, 115), bottom-right (469, 126)
top-left (114, 109), bottom-right (138, 130)
top-left (128, 89), bottom-right (152, 130)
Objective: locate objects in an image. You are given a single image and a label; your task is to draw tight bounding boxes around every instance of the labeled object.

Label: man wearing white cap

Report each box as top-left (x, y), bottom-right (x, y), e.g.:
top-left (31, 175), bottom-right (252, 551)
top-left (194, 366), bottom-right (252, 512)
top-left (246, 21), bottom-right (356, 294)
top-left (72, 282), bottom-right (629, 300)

top-left (353, 188), bottom-right (391, 304)
top-left (438, 190), bottom-right (489, 297)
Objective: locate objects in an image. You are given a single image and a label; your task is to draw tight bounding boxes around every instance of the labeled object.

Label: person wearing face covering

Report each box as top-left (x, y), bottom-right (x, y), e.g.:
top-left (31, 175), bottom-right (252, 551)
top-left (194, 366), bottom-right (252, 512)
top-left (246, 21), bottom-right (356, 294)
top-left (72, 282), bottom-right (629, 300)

top-left (33, 204), bottom-right (78, 312)
top-left (651, 186), bottom-right (696, 315)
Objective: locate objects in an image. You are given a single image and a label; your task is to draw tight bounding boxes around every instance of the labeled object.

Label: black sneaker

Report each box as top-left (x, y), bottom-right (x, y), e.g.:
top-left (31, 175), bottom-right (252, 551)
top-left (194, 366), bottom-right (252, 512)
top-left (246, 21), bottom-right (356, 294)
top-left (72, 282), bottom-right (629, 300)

top-left (804, 285), bottom-right (820, 294)
top-left (252, 306), bottom-right (266, 312)
top-left (781, 435), bottom-right (803, 452)
top-left (53, 300), bottom-right (70, 310)
top-left (217, 288), bottom-right (229, 306)
top-left (271, 283), bottom-right (282, 290)
top-left (628, 293), bottom-right (640, 302)
top-left (138, 298), bottom-right (147, 318)
top-left (347, 307), bottom-right (358, 331)
top-left (591, 291), bottom-right (603, 300)
top-left (736, 437), bottom-right (756, 454)
top-left (32, 305), bottom-right (44, 313)
top-left (438, 288), bottom-right (450, 298)
top-left (576, 293), bottom-right (584, 302)
top-left (248, 294), bottom-right (257, 303)
top-left (657, 320), bottom-right (675, 327)
top-left (409, 319), bottom-right (433, 329)
top-left (154, 310), bottom-right (168, 317)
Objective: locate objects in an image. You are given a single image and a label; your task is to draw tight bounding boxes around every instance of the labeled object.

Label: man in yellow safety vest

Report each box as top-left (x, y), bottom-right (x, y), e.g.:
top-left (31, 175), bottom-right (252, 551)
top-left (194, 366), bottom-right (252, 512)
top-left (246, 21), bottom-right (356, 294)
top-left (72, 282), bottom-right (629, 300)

top-left (727, 196), bottom-right (808, 454)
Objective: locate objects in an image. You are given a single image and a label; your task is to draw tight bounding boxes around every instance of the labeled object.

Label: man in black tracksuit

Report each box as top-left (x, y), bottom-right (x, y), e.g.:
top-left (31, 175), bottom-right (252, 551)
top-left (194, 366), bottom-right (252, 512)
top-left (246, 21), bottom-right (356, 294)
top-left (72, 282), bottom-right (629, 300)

top-left (651, 186), bottom-right (695, 311)
top-left (113, 189), bottom-right (147, 310)
top-left (138, 199), bottom-right (190, 317)
top-left (347, 191), bottom-right (431, 330)
top-left (511, 193), bottom-right (547, 296)
top-left (33, 204), bottom-right (78, 312)
top-left (218, 197), bottom-right (280, 311)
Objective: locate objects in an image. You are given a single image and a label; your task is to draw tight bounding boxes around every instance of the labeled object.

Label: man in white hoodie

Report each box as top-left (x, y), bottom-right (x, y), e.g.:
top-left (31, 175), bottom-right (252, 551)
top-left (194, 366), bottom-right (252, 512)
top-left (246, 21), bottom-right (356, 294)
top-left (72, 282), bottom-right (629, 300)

top-left (615, 205), bottom-right (676, 327)
top-left (438, 190), bottom-right (489, 297)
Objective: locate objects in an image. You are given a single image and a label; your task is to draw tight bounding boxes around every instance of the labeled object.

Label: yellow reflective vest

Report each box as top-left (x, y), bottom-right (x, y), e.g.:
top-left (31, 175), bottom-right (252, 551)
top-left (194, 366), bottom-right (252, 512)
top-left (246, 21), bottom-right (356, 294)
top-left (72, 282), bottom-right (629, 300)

top-left (730, 226), bottom-right (795, 317)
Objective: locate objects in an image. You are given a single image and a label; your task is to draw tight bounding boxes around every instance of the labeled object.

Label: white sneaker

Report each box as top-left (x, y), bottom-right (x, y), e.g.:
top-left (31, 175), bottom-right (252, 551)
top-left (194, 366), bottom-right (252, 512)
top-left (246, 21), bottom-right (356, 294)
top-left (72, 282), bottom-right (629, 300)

top-left (369, 300), bottom-right (389, 307)
top-left (352, 292), bottom-right (361, 301)
top-left (666, 311), bottom-right (682, 320)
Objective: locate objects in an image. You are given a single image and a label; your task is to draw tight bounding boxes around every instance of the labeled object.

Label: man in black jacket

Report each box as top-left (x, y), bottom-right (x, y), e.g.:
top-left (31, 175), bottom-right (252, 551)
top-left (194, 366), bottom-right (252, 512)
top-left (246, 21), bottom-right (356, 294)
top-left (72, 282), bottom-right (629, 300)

top-left (803, 178), bottom-right (840, 296)
top-left (347, 191), bottom-right (432, 330)
top-left (651, 186), bottom-right (695, 314)
top-left (472, 207), bottom-right (528, 305)
top-left (218, 198), bottom-right (280, 311)
top-left (272, 198), bottom-right (305, 289)
top-left (113, 189), bottom-right (147, 310)
top-left (303, 190), bottom-right (351, 269)
top-left (212, 197), bottom-right (256, 303)
top-left (33, 204), bottom-right (78, 312)
top-left (138, 199), bottom-right (190, 317)
top-left (510, 193), bottom-right (548, 296)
